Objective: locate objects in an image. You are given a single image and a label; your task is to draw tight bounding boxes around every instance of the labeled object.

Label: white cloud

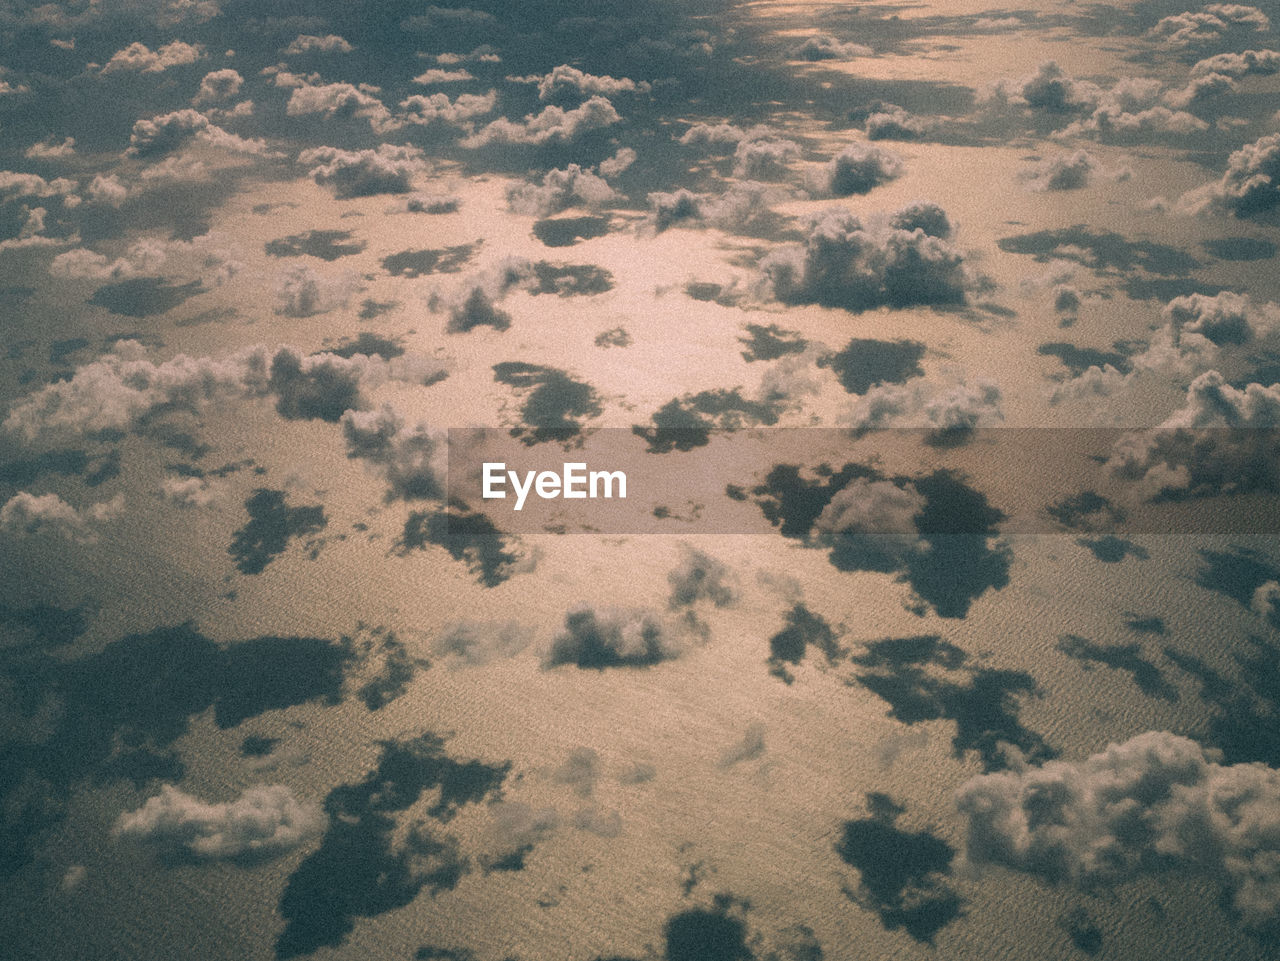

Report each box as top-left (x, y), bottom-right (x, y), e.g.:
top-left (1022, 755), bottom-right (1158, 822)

top-left (101, 40), bottom-right (205, 74)
top-left (411, 68), bottom-right (474, 84)
top-left (298, 144), bottom-right (427, 197)
top-left (283, 34), bottom-right (353, 55)
top-left (115, 784), bottom-right (325, 860)
top-left (461, 96), bottom-right (620, 147)
top-left (24, 137), bottom-right (75, 159)
top-left (957, 730), bottom-right (1280, 932)
top-left (0, 491), bottom-right (124, 542)
top-left (193, 67), bottom-right (242, 104)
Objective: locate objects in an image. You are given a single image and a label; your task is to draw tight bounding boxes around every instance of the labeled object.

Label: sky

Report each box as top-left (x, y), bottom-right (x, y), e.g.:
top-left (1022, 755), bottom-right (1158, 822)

top-left (2, 1), bottom-right (1280, 959)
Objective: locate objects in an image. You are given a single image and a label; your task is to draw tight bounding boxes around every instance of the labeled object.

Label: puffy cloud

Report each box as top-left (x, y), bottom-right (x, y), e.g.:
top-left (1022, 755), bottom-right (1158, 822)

top-left (341, 405), bottom-right (445, 500)
top-left (647, 182), bottom-right (781, 232)
top-left (284, 80), bottom-right (393, 132)
top-left (865, 105), bottom-right (927, 140)
top-left (678, 122), bottom-right (771, 147)
top-left (843, 377), bottom-right (1003, 438)
top-left (1148, 4), bottom-right (1270, 46)
top-left (411, 68), bottom-right (474, 84)
top-left (0, 170), bottom-right (77, 201)
top-left (298, 144), bottom-right (426, 197)
top-left (283, 34), bottom-right (353, 55)
top-left (506, 163), bottom-right (617, 216)
top-left (760, 204), bottom-right (970, 312)
top-left (431, 621), bottom-right (532, 665)
top-left (87, 173), bottom-right (127, 206)
top-left (732, 136), bottom-right (801, 178)
top-left (460, 96), bottom-right (620, 147)
top-left (115, 784), bottom-right (324, 860)
top-left (1191, 49), bottom-right (1280, 77)
top-left (815, 143), bottom-right (904, 196)
top-left (0, 491), bottom-right (124, 542)
top-left (546, 606), bottom-right (688, 669)
top-left (1107, 370), bottom-right (1280, 497)
top-left (100, 40), bottom-right (204, 74)
top-left (515, 65), bottom-right (650, 102)
top-left (1198, 133), bottom-right (1280, 217)
top-left (1021, 150), bottom-right (1099, 191)
top-left (125, 108), bottom-right (242, 158)
top-left (193, 67), bottom-right (242, 105)
top-left (1163, 71), bottom-right (1237, 108)
top-left (24, 137), bottom-right (75, 159)
top-left (1056, 78), bottom-right (1208, 138)
top-left (597, 147), bottom-right (636, 177)
top-left (1163, 291), bottom-right (1279, 346)
top-left (397, 90), bottom-right (496, 127)
top-left (1252, 581), bottom-right (1280, 625)
top-left (984, 61), bottom-right (1096, 113)
top-left (792, 34), bottom-right (873, 59)
top-left (812, 478), bottom-right (928, 571)
top-left (956, 730), bottom-right (1280, 932)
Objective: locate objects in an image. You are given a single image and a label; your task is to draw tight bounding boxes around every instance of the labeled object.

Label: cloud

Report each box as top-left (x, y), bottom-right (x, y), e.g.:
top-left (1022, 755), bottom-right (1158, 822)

top-left (283, 80), bottom-right (393, 132)
top-left (1107, 370), bottom-right (1280, 497)
top-left (0, 491), bottom-right (123, 541)
top-left (101, 40), bottom-right (205, 74)
top-left (125, 109), bottom-right (266, 158)
top-left (506, 164), bottom-right (617, 216)
top-left (160, 474), bottom-right (220, 508)
top-left (1193, 133), bottom-right (1280, 217)
top-left (193, 68), bottom-right (243, 105)
top-left (956, 730), bottom-right (1280, 932)
top-left (431, 621), bottom-right (531, 665)
top-left (648, 182), bottom-right (782, 233)
top-left (1148, 4), bottom-right (1270, 46)
top-left (274, 264), bottom-right (355, 317)
top-left (298, 144), bottom-right (426, 197)
top-left (984, 61), bottom-right (1096, 113)
top-left (760, 204), bottom-right (970, 312)
top-left (0, 170), bottom-right (77, 201)
top-left (792, 34), bottom-right (873, 60)
top-left (1190, 49), bottom-right (1280, 77)
top-left (460, 96), bottom-right (620, 147)
top-left (678, 122), bottom-right (774, 147)
top-left (397, 90), bottom-right (496, 127)
top-left (522, 64), bottom-right (651, 102)
top-left (733, 136), bottom-right (801, 178)
top-left (815, 143), bottom-right (904, 196)
top-left (341, 405), bottom-right (445, 500)
top-left (546, 606), bottom-right (687, 669)
top-left (115, 784), bottom-right (325, 860)
top-left (1020, 150), bottom-right (1099, 190)
top-left (283, 34), bottom-right (353, 55)
top-left (412, 68), bottom-right (474, 84)
top-left (866, 106), bottom-right (928, 140)
top-left (24, 137), bottom-right (75, 159)
top-left (719, 722), bottom-right (767, 767)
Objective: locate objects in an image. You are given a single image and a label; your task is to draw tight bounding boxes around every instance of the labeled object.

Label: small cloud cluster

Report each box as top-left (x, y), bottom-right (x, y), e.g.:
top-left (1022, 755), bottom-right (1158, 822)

top-left (648, 182), bottom-right (781, 233)
top-left (160, 475), bottom-right (220, 508)
top-left (506, 163), bottom-right (617, 217)
top-left (461, 96), bottom-right (620, 148)
top-left (298, 144), bottom-right (426, 197)
top-left (732, 135), bottom-right (801, 178)
top-left (274, 264), bottom-right (356, 317)
top-left (843, 377), bottom-right (1003, 440)
top-left (1020, 150), bottom-right (1099, 191)
top-left (812, 478), bottom-right (928, 572)
top-left (865, 105), bottom-right (928, 140)
top-left (115, 784), bottom-right (325, 860)
top-left (284, 34), bottom-right (353, 55)
top-left (957, 730), bottom-right (1280, 932)
top-left (814, 142), bottom-right (904, 196)
top-left (341, 405), bottom-right (445, 500)
top-left (1147, 4), bottom-right (1270, 46)
top-left (1193, 133), bottom-right (1280, 218)
top-left (397, 90), bottom-right (496, 128)
top-left (792, 34), bottom-right (873, 60)
top-left (193, 68), bottom-right (243, 105)
top-left (521, 64), bottom-right (651, 102)
top-left (101, 40), bottom-right (204, 74)
top-left (0, 491), bottom-right (124, 542)
top-left (759, 204), bottom-right (970, 312)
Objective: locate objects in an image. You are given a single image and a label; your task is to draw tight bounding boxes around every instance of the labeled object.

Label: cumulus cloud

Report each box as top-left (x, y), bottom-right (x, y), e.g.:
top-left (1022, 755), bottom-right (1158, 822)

top-left (124, 109), bottom-right (268, 159)
top-left (1020, 150), bottom-right (1099, 191)
top-left (1148, 4), bottom-right (1270, 46)
top-left (668, 546), bottom-right (737, 609)
top-left (193, 68), bottom-right (243, 105)
top-left (792, 34), bottom-right (873, 60)
top-left (520, 64), bottom-right (651, 101)
top-left (0, 491), bottom-right (124, 541)
top-left (115, 784), bottom-right (324, 860)
top-left (284, 34), bottom-right (353, 55)
top-left (733, 135), bottom-right (801, 178)
top-left (811, 478), bottom-right (927, 570)
top-left (298, 144), bottom-right (426, 197)
top-left (397, 90), bottom-right (496, 128)
top-left (431, 621), bottom-right (532, 665)
top-left (814, 143), bottom-right (904, 196)
top-left (460, 96), bottom-right (620, 147)
top-left (843, 377), bottom-right (1003, 440)
top-left (341, 405), bottom-right (446, 499)
top-left (101, 40), bottom-right (204, 74)
top-left (984, 61), bottom-right (1096, 113)
top-left (0, 170), bottom-right (77, 201)
top-left (24, 137), bottom-right (75, 159)
top-left (1191, 133), bottom-right (1280, 217)
top-left (1107, 370), bottom-right (1280, 497)
top-left (678, 122), bottom-right (774, 147)
top-left (283, 79), bottom-right (393, 132)
top-left (759, 204), bottom-right (970, 312)
top-left (647, 182), bottom-right (782, 232)
top-left (1190, 49), bottom-right (1280, 77)
top-left (411, 68), bottom-right (474, 84)
top-left (274, 264), bottom-right (355, 317)
top-left (506, 163), bottom-right (617, 216)
top-left (957, 730), bottom-right (1280, 932)
top-left (865, 105), bottom-right (928, 140)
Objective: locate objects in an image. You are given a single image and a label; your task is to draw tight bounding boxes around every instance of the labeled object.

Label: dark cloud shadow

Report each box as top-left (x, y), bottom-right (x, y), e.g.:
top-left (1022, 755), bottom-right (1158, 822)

top-left (533, 216), bottom-right (611, 247)
top-left (382, 244), bottom-right (479, 277)
top-left (1057, 634), bottom-right (1177, 700)
top-left (229, 488), bottom-right (327, 575)
top-left (820, 338), bottom-right (925, 394)
top-left (399, 507), bottom-right (525, 587)
top-left (87, 277), bottom-right (206, 317)
top-left (265, 230), bottom-right (366, 261)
